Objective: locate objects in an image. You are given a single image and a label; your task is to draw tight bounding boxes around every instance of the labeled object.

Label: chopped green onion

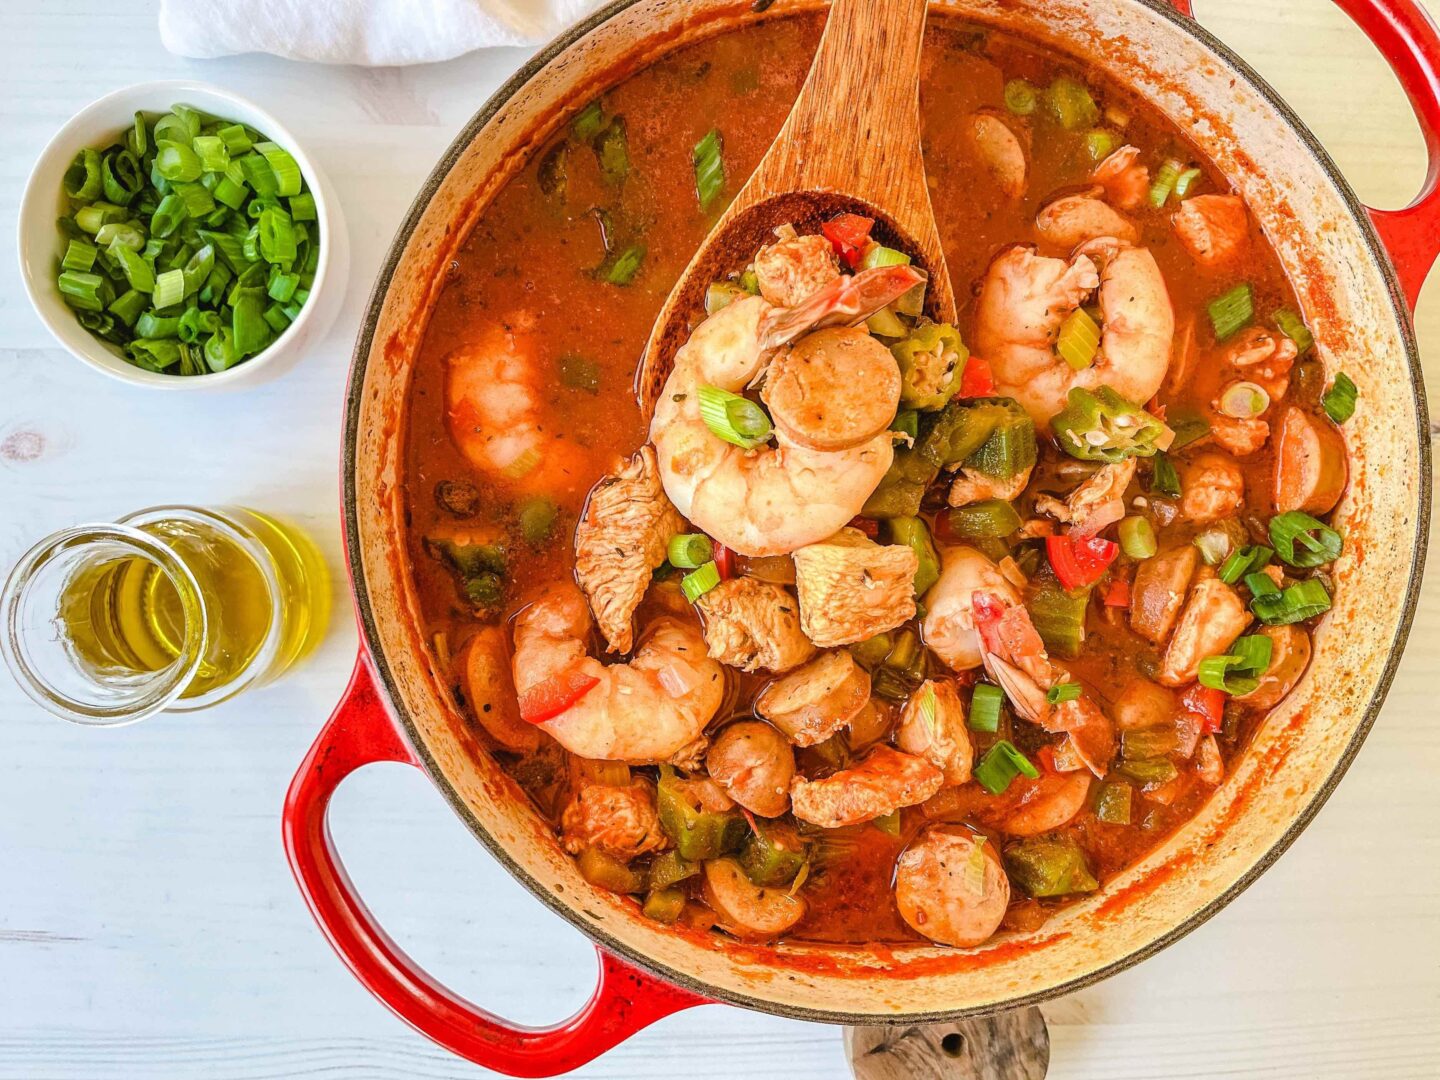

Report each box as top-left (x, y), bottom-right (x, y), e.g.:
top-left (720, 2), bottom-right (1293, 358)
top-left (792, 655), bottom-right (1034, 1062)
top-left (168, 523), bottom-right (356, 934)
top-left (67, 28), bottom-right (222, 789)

top-left (1118, 515), bottom-right (1157, 559)
top-left (1167, 412), bottom-right (1210, 450)
top-left (126, 338), bottom-right (181, 372)
top-left (1251, 577), bottom-right (1332, 625)
top-left (239, 152), bottom-right (279, 197)
top-left (267, 269), bottom-right (300, 302)
top-left (861, 244), bottom-right (912, 270)
top-left (216, 124), bottom-right (252, 155)
top-left (1150, 452), bottom-right (1181, 498)
top-left (1245, 571), bottom-right (1280, 598)
top-left (693, 128), bottom-right (725, 211)
top-left (262, 304), bottom-right (292, 334)
top-left (1274, 308), bottom-right (1315, 353)
top-left (74, 202), bottom-right (127, 234)
top-left (1094, 782), bottom-right (1133, 824)
top-left (974, 740), bottom-right (1040, 795)
top-left (1218, 544), bottom-right (1272, 585)
top-left (598, 243), bottom-right (646, 286)
top-left (1149, 159), bottom-right (1183, 208)
top-left (1084, 128), bottom-right (1119, 163)
top-left (697, 385), bottom-right (773, 449)
top-left (95, 221), bottom-right (144, 251)
top-left (1322, 372), bottom-right (1357, 424)
top-left (1269, 511), bottom-right (1342, 568)
top-left (108, 288), bottom-right (147, 327)
top-left (64, 149), bottom-right (103, 200)
top-left (113, 246), bottom-right (155, 293)
top-left (150, 194), bottom-right (188, 238)
top-left (592, 118), bottom-right (629, 185)
top-left (1056, 306), bottom-right (1101, 370)
top-left (173, 181), bottom-right (215, 217)
top-left (258, 206), bottom-right (297, 265)
top-left (1173, 167), bottom-right (1203, 199)
top-left (1198, 634), bottom-right (1273, 695)
top-left (1046, 682), bottom-right (1082, 705)
top-left (156, 140), bottom-right (203, 183)
top-left (1208, 283), bottom-right (1254, 341)
top-left (101, 150), bottom-right (144, 205)
top-left (668, 533), bottom-right (714, 570)
top-left (681, 560), bottom-right (722, 603)
top-left (57, 271), bottom-right (109, 312)
top-left (288, 192), bottom-right (317, 222)
top-left (969, 683), bottom-right (1003, 733)
top-left (255, 142), bottom-right (302, 197)
top-left (1003, 79), bottom-right (1039, 116)
top-left (152, 268), bottom-right (185, 309)
top-left (61, 240), bottom-right (97, 272)
top-left (136, 310), bottom-right (181, 339)
top-left (1217, 380), bottom-right (1270, 419)
top-left (192, 135), bottom-right (229, 173)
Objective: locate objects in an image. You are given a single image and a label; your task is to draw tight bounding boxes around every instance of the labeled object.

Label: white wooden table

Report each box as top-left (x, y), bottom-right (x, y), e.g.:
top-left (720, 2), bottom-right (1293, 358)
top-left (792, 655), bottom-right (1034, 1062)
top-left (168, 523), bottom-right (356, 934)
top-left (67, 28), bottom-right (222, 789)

top-left (2, 2), bottom-right (1437, 1077)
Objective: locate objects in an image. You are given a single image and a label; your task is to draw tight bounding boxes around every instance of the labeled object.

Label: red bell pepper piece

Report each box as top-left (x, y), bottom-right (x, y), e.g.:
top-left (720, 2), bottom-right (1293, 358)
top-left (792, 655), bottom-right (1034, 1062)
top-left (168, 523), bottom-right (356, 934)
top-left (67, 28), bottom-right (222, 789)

top-left (847, 516), bottom-right (881, 539)
top-left (1101, 576), bottom-right (1131, 608)
top-left (714, 541), bottom-right (735, 581)
top-left (821, 213), bottom-right (875, 269)
top-left (1181, 683), bottom-right (1226, 734)
top-left (957, 354), bottom-right (995, 399)
top-left (1045, 534), bottom-right (1120, 590)
top-left (518, 669), bottom-right (600, 725)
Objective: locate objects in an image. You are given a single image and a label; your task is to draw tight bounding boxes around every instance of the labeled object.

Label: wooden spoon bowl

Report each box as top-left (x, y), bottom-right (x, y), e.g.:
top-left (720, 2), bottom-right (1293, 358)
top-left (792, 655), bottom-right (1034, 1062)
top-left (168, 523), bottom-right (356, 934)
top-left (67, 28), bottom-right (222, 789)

top-left (637, 0), bottom-right (955, 418)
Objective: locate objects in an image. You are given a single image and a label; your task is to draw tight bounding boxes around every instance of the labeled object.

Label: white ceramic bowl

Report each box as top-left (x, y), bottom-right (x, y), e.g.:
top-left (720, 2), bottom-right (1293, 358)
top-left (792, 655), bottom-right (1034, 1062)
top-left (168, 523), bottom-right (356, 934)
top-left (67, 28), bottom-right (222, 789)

top-left (17, 80), bottom-right (349, 390)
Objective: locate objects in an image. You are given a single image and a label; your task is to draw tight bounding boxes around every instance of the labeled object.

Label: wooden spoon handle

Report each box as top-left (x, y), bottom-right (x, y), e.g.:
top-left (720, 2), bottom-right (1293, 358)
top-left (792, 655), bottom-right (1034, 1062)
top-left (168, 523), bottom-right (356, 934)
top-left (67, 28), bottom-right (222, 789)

top-left (748, 0), bottom-right (931, 200)
top-left (845, 1007), bottom-right (1051, 1080)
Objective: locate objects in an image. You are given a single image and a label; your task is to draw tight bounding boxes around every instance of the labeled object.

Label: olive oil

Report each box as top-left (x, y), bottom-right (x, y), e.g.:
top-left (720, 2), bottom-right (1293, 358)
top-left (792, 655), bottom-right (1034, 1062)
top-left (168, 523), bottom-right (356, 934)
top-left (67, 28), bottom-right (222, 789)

top-left (2, 505), bottom-right (331, 725)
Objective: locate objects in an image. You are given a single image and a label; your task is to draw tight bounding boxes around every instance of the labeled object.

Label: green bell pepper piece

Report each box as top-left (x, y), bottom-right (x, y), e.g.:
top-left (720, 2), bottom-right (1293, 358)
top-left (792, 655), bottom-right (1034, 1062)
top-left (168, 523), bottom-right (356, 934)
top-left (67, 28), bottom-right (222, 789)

top-left (657, 767), bottom-right (747, 861)
top-left (1004, 836), bottom-right (1099, 898)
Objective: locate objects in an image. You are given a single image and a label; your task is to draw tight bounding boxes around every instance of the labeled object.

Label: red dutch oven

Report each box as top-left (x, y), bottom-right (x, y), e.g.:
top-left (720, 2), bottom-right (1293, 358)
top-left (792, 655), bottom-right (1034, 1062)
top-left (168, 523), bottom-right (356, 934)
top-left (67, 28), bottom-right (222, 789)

top-left (283, 0), bottom-right (1437, 1074)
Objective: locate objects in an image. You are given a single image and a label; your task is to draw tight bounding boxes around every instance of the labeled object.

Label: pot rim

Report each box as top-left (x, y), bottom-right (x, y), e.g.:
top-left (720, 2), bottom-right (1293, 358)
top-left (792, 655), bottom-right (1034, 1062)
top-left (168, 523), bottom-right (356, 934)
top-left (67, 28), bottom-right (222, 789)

top-left (341, 0), bottom-right (1432, 1024)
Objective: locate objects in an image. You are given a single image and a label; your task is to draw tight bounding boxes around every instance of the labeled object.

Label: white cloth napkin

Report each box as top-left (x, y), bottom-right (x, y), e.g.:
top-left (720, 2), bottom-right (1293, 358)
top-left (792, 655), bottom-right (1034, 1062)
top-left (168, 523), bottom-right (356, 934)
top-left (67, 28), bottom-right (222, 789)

top-left (160, 0), bottom-right (605, 66)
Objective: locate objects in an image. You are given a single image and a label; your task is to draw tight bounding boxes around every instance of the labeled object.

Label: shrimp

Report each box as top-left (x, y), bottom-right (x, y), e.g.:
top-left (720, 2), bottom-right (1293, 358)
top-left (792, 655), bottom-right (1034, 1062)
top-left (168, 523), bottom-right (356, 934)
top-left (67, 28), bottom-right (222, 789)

top-left (511, 581), bottom-right (725, 763)
top-left (921, 545), bottom-right (1021, 672)
top-left (976, 238), bottom-right (1174, 425)
top-left (651, 265), bottom-right (923, 556)
top-left (1174, 194), bottom-right (1250, 268)
top-left (445, 315), bottom-right (587, 496)
top-left (1092, 145), bottom-right (1150, 211)
top-left (789, 746), bottom-right (944, 828)
top-left (1207, 328), bottom-right (1298, 457)
top-left (896, 827), bottom-right (1009, 948)
top-left (1034, 188), bottom-right (1138, 249)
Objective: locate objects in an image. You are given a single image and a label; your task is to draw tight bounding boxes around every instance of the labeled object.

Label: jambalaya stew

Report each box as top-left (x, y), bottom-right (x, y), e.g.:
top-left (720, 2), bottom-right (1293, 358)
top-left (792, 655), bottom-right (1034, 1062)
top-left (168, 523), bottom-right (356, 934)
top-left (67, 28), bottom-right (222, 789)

top-left (404, 17), bottom-right (1355, 948)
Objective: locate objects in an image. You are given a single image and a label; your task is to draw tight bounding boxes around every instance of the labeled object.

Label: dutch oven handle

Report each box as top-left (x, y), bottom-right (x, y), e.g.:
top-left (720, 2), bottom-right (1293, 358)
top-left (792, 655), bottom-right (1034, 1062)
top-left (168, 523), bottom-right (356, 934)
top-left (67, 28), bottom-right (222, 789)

top-left (282, 652), bottom-right (709, 1078)
top-left (1173, 0), bottom-right (1440, 311)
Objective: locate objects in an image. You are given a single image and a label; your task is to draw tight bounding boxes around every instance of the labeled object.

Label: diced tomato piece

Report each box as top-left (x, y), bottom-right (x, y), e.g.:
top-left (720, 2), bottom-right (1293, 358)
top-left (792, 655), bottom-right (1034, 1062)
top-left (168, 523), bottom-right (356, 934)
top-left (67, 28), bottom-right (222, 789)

top-left (1180, 683), bottom-right (1226, 734)
top-left (822, 213), bottom-right (874, 269)
top-left (1034, 745), bottom-right (1059, 774)
top-left (714, 542), bottom-right (735, 580)
top-left (958, 354), bottom-right (995, 399)
top-left (1045, 534), bottom-right (1120, 590)
top-left (847, 516), bottom-right (881, 539)
top-left (1101, 576), bottom-right (1131, 608)
top-left (517, 669), bottom-right (600, 725)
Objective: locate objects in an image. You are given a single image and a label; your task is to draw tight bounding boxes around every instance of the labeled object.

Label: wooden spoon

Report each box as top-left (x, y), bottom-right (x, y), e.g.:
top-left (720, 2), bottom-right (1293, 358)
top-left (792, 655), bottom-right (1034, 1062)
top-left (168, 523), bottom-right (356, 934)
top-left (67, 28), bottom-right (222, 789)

top-left (636, 0), bottom-right (953, 418)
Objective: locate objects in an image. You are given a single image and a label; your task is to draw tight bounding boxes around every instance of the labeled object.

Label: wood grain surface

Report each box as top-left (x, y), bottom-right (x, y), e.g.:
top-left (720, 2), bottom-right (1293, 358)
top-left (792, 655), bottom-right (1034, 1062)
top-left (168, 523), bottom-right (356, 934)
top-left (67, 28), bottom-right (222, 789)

top-left (1, 1), bottom-right (1437, 1078)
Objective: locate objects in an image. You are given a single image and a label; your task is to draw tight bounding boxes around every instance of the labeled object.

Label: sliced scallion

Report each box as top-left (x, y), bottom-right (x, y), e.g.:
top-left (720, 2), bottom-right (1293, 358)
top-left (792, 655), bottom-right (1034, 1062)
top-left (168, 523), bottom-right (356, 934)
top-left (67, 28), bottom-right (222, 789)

top-left (693, 128), bottom-right (725, 211)
top-left (1208, 282), bottom-right (1254, 340)
top-left (64, 149), bottom-right (103, 200)
top-left (1274, 308), bottom-right (1314, 353)
top-left (1118, 515), bottom-right (1157, 559)
top-left (1322, 372), bottom-right (1357, 425)
top-left (1197, 634), bottom-right (1273, 695)
top-left (1046, 682), bottom-right (1082, 705)
top-left (697, 385), bottom-right (773, 449)
top-left (61, 240), bottom-right (97, 272)
top-left (152, 268), bottom-right (185, 310)
top-left (1218, 544), bottom-right (1272, 585)
top-left (1269, 511), bottom-right (1342, 568)
top-left (1149, 159), bottom-right (1183, 208)
top-left (1150, 452), bottom-right (1181, 498)
top-left (1251, 577), bottom-right (1332, 625)
top-left (598, 243), bottom-right (646, 286)
top-left (1173, 166), bottom-right (1203, 199)
top-left (668, 533), bottom-right (714, 570)
top-left (255, 142), bottom-right (302, 197)
top-left (1003, 78), bottom-right (1039, 116)
top-left (974, 740), bottom-right (1040, 795)
top-left (969, 683), bottom-right (1003, 733)
top-left (681, 560), bottom-right (722, 603)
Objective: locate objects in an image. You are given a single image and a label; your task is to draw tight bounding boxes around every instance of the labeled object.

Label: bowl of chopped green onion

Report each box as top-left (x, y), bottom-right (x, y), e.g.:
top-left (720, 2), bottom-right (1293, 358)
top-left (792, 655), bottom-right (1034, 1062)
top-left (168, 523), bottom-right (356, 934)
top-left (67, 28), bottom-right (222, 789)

top-left (19, 81), bottom-right (348, 388)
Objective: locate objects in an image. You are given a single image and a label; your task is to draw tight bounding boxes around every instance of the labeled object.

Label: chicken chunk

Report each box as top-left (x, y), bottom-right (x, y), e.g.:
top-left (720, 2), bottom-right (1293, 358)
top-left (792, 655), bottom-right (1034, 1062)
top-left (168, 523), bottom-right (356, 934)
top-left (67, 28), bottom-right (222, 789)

top-left (696, 577), bottom-right (815, 674)
top-left (458, 627), bottom-right (543, 753)
top-left (895, 679), bottom-right (973, 786)
top-left (792, 527), bottom-right (918, 647)
top-left (1159, 576), bottom-right (1253, 685)
top-left (1129, 545), bottom-right (1198, 645)
top-left (755, 650), bottom-right (871, 746)
top-left (1173, 194), bottom-right (1250, 268)
top-left (1177, 451), bottom-right (1245, 523)
top-left (948, 464), bottom-right (1032, 507)
top-left (574, 446), bottom-right (684, 653)
top-left (560, 779), bottom-right (666, 861)
top-left (1033, 458), bottom-right (1136, 533)
top-left (790, 746), bottom-right (944, 828)
top-left (753, 231), bottom-right (840, 308)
